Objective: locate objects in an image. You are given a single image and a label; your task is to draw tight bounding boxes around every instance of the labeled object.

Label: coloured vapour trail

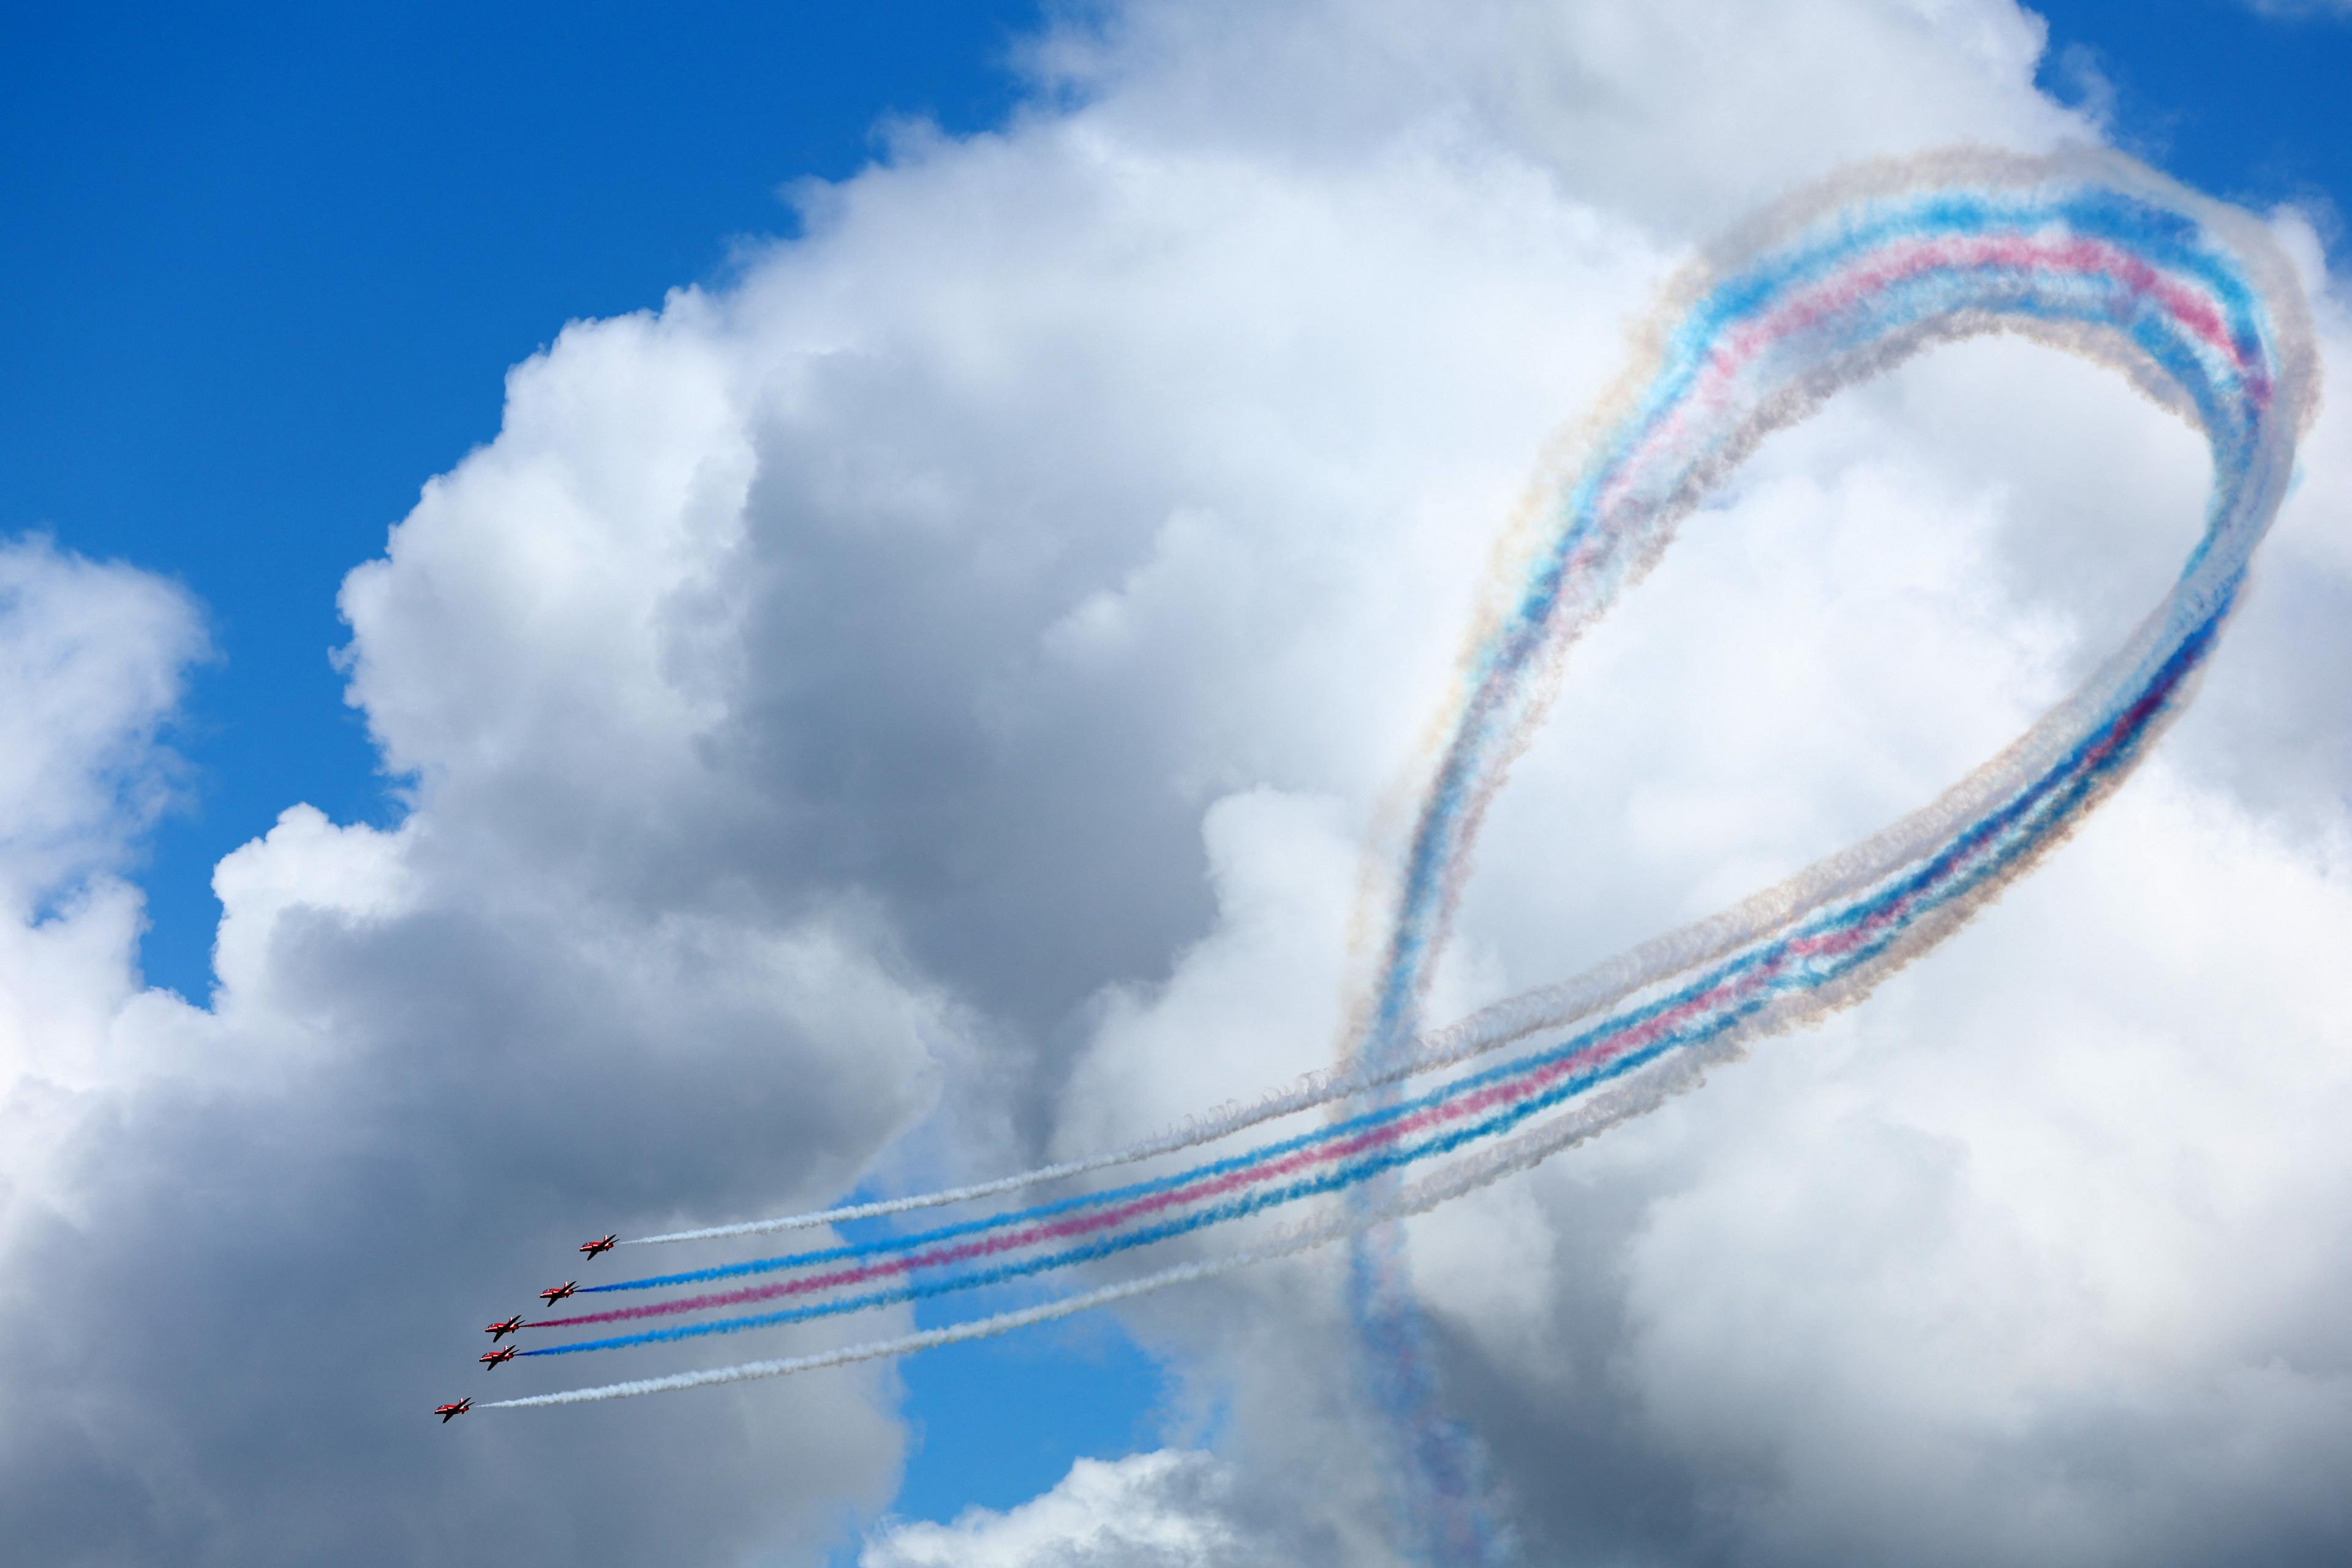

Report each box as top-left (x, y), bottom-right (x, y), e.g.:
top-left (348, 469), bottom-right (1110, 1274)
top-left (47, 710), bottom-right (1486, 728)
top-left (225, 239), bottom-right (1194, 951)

top-left (1326, 143), bottom-right (2321, 1562)
top-left (478, 145), bottom-right (2319, 1523)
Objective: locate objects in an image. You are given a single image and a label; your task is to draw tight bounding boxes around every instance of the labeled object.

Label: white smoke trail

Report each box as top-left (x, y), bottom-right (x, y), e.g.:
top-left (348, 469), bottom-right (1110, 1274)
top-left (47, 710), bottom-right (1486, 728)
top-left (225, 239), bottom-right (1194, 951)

top-left (629, 148), bottom-right (2315, 1257)
top-left (492, 1048), bottom-right (1705, 1409)
top-left (548, 159), bottom-right (2322, 1521)
top-left (500, 872), bottom-right (2180, 1412)
top-left (621, 839), bottom-right (1963, 1253)
top-left (622, 946), bottom-right (1706, 1246)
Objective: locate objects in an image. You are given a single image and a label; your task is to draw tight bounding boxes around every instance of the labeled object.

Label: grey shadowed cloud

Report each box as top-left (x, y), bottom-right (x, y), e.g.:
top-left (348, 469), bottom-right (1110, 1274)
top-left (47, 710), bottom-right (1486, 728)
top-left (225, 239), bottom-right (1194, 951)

top-left (6, 1), bottom-right (2352, 1564)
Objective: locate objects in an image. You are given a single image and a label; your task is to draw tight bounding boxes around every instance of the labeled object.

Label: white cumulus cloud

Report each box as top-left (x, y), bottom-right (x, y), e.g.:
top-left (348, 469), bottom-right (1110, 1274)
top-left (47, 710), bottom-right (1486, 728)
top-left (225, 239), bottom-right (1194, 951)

top-left (6, 1), bottom-right (2352, 1564)
top-left (861, 1451), bottom-right (1278, 1568)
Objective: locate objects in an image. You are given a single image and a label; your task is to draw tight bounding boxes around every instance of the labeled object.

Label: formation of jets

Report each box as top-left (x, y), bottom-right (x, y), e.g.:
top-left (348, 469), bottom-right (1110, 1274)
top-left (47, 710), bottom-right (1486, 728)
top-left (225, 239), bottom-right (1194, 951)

top-left (434, 1235), bottom-right (616, 1423)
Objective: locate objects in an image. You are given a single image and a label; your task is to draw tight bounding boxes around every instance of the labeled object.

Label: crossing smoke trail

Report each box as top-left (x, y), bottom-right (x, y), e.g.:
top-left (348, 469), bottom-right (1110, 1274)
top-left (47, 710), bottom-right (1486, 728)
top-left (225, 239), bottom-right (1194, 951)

top-left (620, 1001), bottom-right (1631, 1247)
top-left (573, 952), bottom-right (1880, 1311)
top-left (494, 150), bottom-right (2318, 1567)
top-left (528, 621), bottom-right (2237, 1357)
top-left (1327, 143), bottom-right (2316, 1562)
top-left (621, 900), bottom-right (1767, 1251)
top-left (506, 587), bottom-right (2236, 1369)
top-left (540, 846), bottom-right (2000, 1340)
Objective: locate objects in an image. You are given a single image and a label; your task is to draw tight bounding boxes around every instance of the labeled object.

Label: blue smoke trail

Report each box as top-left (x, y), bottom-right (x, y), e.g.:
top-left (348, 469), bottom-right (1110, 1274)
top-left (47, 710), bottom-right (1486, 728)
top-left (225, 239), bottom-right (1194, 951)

top-left (1329, 147), bottom-right (2312, 1562)
top-left (487, 165), bottom-right (2318, 1568)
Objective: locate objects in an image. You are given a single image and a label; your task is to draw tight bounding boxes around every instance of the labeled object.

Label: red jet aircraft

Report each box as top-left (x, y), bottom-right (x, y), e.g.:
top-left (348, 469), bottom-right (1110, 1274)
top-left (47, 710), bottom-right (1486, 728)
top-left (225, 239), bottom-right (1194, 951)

top-left (579, 1234), bottom-right (617, 1260)
top-left (538, 1280), bottom-right (579, 1306)
top-left (484, 1315), bottom-right (524, 1341)
top-left (480, 1346), bottom-right (517, 1370)
top-left (435, 1398), bottom-right (473, 1423)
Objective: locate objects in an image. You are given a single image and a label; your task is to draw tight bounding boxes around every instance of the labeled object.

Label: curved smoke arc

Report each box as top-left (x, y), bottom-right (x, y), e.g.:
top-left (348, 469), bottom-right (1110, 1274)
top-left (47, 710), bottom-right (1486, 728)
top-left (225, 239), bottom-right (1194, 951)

top-left (487, 146), bottom-right (2319, 1513)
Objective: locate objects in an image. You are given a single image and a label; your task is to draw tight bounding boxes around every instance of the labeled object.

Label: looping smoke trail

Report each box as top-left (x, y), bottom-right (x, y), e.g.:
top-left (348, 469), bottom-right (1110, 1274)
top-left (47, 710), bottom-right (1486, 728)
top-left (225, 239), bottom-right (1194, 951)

top-left (500, 151), bottom-right (2316, 1567)
top-left (1330, 142), bottom-right (2316, 1566)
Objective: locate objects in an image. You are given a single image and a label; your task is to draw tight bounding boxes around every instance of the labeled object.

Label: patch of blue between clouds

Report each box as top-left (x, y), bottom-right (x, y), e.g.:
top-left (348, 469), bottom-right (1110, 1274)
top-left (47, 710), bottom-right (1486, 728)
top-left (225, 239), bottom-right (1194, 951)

top-left (2030, 0), bottom-right (2352, 264)
top-left (823, 1196), bottom-right (1175, 1563)
top-left (0, 0), bottom-right (1049, 1002)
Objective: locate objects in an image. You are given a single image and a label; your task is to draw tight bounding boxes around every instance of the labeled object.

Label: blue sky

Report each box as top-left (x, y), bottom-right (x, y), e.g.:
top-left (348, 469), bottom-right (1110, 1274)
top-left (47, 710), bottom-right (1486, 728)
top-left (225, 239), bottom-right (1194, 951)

top-left (8, 0), bottom-right (2347, 1010)
top-left (6, 2), bottom-right (2352, 1562)
top-left (2, 1), bottom-right (1051, 1001)
top-left (2034, 0), bottom-right (2352, 232)
top-left (1, 0), bottom-right (1170, 1542)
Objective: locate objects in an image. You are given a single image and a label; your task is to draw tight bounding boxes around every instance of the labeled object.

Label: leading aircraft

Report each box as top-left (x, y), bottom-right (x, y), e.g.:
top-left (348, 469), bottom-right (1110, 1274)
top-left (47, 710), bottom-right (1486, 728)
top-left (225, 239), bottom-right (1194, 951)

top-left (578, 1234), bottom-right (617, 1260)
top-left (479, 1346), bottom-right (517, 1370)
top-left (435, 1398), bottom-right (473, 1423)
top-left (484, 1315), bottom-right (524, 1341)
top-left (538, 1280), bottom-right (579, 1306)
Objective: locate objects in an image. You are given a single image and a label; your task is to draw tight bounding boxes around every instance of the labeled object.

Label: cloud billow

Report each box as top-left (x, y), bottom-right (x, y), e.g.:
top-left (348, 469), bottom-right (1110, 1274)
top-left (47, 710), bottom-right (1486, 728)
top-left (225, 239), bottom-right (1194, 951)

top-left (6, 1), bottom-right (2352, 1564)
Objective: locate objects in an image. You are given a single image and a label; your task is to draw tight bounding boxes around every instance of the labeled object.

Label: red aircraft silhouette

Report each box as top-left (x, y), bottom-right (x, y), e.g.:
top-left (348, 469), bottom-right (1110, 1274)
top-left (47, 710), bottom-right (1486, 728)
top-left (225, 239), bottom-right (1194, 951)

top-left (435, 1398), bottom-right (473, 1423)
top-left (479, 1346), bottom-right (517, 1370)
top-left (484, 1315), bottom-right (524, 1341)
top-left (579, 1234), bottom-right (617, 1260)
top-left (538, 1280), bottom-right (578, 1306)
